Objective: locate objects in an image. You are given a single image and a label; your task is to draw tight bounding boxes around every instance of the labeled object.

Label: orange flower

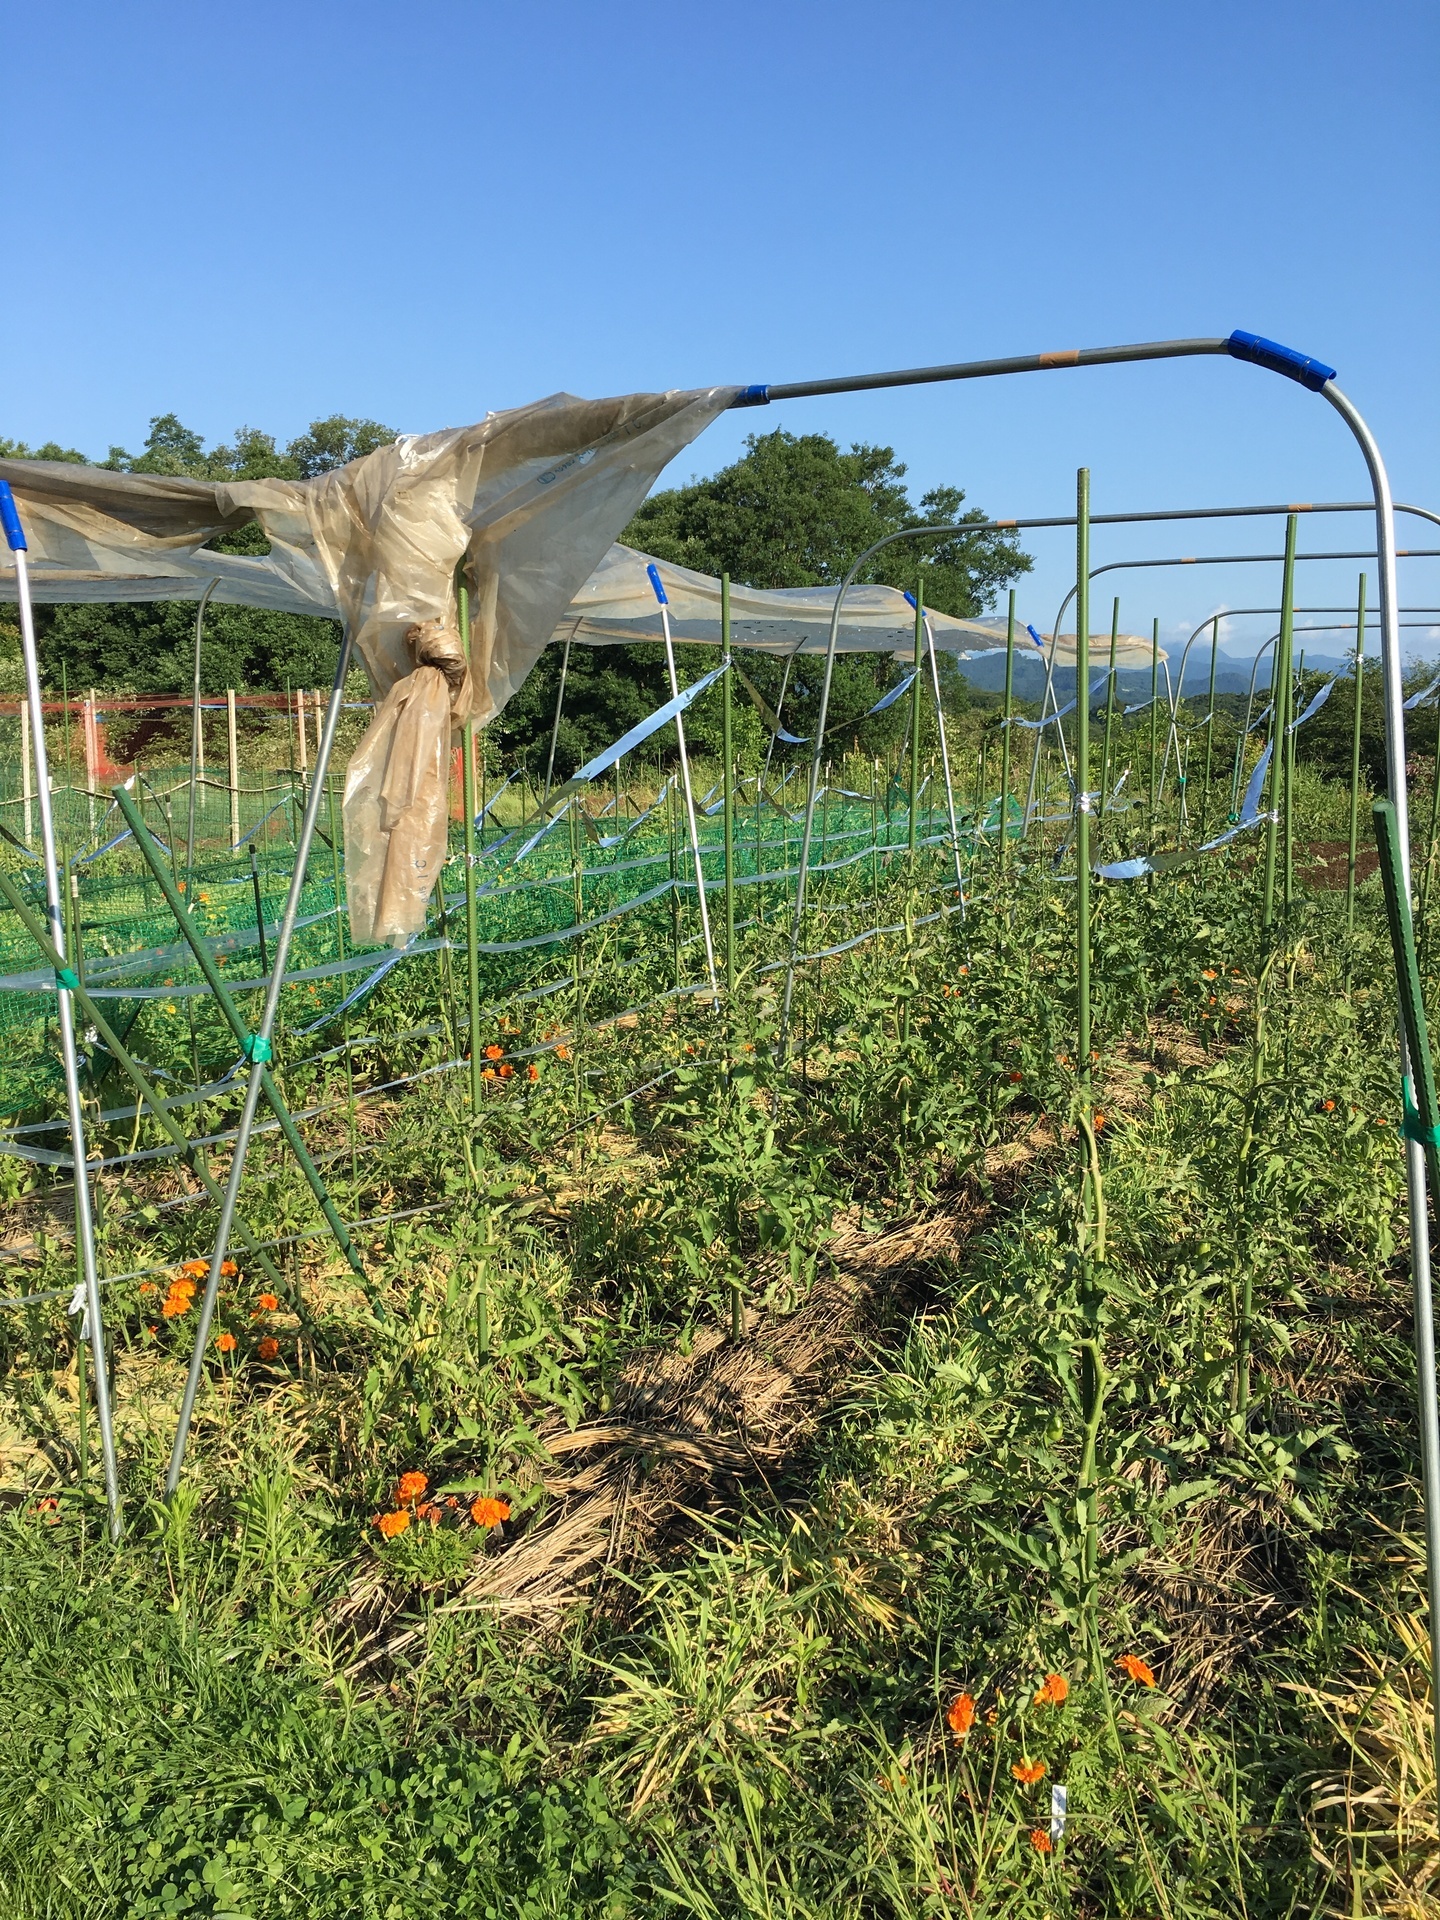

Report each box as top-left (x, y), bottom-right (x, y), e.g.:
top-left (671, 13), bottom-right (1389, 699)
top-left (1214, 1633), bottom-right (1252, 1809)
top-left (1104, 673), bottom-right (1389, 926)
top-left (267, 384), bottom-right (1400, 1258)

top-left (556, 1045), bottom-right (571, 1061)
top-left (470, 1495), bottom-right (510, 1528)
top-left (1092, 1112), bottom-right (1106, 1132)
top-left (1115, 1654), bottom-right (1155, 1687)
top-left (1033, 1672), bottom-right (1069, 1707)
top-left (138, 1281), bottom-right (156, 1296)
top-left (170, 1276), bottom-right (197, 1298)
top-left (526, 1063), bottom-right (540, 1080)
top-left (256, 1293), bottom-right (279, 1312)
top-left (1012, 1760), bottom-right (1046, 1785)
top-left (946, 1691), bottom-right (976, 1737)
top-left (498, 1063), bottom-right (515, 1079)
top-left (395, 1471), bottom-right (429, 1503)
top-left (180, 1259), bottom-right (208, 1278)
top-left (484, 1043), bottom-right (504, 1060)
top-left (417, 1502), bottom-right (442, 1524)
top-left (1030, 1828), bottom-right (1053, 1854)
top-left (1322, 1099), bottom-right (1336, 1112)
top-left (35, 1496), bottom-right (60, 1524)
top-left (482, 1067), bottom-right (496, 1081)
top-left (257, 1335), bottom-right (279, 1360)
top-left (1007, 1069), bottom-right (1024, 1084)
top-left (215, 1331), bottom-right (237, 1353)
top-left (220, 1260), bottom-right (238, 1278)
top-left (162, 1293), bottom-right (191, 1318)
top-left (375, 1509), bottom-right (410, 1538)
top-left (1202, 968), bottom-right (1218, 980)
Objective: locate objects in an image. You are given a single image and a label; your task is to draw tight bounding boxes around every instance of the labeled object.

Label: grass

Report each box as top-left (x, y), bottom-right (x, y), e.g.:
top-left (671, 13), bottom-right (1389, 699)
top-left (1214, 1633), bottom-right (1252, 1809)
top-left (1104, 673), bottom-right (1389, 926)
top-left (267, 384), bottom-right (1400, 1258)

top-left (0, 737), bottom-right (1434, 1917)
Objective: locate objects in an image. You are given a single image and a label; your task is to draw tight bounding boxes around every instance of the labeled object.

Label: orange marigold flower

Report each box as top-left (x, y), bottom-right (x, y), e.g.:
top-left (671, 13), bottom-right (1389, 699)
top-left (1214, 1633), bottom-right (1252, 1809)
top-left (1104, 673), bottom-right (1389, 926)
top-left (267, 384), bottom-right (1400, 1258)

top-left (417, 1502), bottom-right (442, 1523)
top-left (1007, 1069), bottom-right (1024, 1084)
top-left (256, 1293), bottom-right (279, 1311)
top-left (484, 1043), bottom-right (504, 1060)
top-left (375, 1509), bottom-right (410, 1538)
top-left (1033, 1672), bottom-right (1069, 1707)
top-left (215, 1331), bottom-right (237, 1353)
top-left (498, 1062), bottom-right (515, 1079)
top-left (220, 1259), bottom-right (238, 1278)
top-left (946, 1691), bottom-right (976, 1737)
top-left (1012, 1760), bottom-right (1046, 1785)
top-left (180, 1259), bottom-right (208, 1278)
top-left (526, 1063), bottom-right (540, 1080)
top-left (1030, 1828), bottom-right (1053, 1854)
top-left (1092, 1112), bottom-right (1106, 1131)
top-left (481, 1067), bottom-right (496, 1081)
top-left (556, 1045), bottom-right (571, 1061)
top-left (257, 1335), bottom-right (280, 1360)
top-left (395, 1471), bottom-right (429, 1503)
top-left (162, 1294), bottom-right (191, 1318)
top-left (470, 1495), bottom-right (511, 1528)
top-left (1322, 1099), bottom-right (1336, 1112)
top-left (1202, 968), bottom-right (1218, 980)
top-left (138, 1281), bottom-right (157, 1296)
top-left (1115, 1653), bottom-right (1156, 1687)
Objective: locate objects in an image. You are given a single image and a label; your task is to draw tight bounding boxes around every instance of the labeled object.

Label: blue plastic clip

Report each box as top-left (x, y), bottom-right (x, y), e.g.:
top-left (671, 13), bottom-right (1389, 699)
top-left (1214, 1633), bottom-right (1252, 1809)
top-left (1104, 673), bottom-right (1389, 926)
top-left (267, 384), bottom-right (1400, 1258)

top-left (646, 563), bottom-right (669, 607)
top-left (1224, 331), bottom-right (1336, 394)
top-left (733, 384), bottom-right (771, 408)
top-left (243, 1033), bottom-right (273, 1064)
top-left (0, 481), bottom-right (28, 553)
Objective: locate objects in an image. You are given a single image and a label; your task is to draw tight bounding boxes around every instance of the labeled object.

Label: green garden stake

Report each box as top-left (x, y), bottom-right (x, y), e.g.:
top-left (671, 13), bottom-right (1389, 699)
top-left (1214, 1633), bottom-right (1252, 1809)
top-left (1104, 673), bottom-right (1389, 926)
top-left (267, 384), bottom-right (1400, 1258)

top-left (1373, 795), bottom-right (1440, 1780)
top-left (1262, 514), bottom-right (1299, 932)
top-left (999, 590), bottom-right (1015, 877)
top-left (721, 574), bottom-right (736, 998)
top-left (1147, 618), bottom-right (1160, 833)
top-left (908, 584), bottom-right (923, 863)
top-left (0, 867), bottom-right (291, 1299)
top-left (112, 784), bottom-right (372, 1292)
top-left (457, 571), bottom-right (484, 1115)
top-left (1346, 576), bottom-right (1368, 932)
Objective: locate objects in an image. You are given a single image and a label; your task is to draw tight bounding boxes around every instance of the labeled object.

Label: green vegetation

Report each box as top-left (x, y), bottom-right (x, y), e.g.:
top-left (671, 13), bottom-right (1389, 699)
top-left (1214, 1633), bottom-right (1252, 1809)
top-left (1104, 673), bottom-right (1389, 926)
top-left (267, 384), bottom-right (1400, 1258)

top-left (0, 715), bottom-right (1434, 1915)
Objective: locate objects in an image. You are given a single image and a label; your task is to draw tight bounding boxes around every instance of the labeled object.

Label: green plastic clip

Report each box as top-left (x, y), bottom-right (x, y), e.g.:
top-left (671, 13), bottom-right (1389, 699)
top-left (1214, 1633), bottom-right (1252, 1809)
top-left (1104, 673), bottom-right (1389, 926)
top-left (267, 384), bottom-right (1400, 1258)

top-left (1402, 1099), bottom-right (1440, 1148)
top-left (242, 1034), bottom-right (273, 1064)
top-left (54, 968), bottom-right (79, 993)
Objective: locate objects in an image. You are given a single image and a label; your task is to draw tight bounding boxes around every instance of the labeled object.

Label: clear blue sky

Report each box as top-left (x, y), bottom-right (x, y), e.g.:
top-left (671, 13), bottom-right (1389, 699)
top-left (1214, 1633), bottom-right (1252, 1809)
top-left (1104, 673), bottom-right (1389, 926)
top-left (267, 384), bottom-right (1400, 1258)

top-left (4, 0), bottom-right (1436, 660)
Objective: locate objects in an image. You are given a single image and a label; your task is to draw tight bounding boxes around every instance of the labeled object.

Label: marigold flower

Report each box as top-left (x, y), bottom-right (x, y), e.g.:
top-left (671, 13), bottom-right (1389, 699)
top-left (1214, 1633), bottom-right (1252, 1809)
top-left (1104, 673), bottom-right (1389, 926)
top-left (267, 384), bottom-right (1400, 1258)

top-left (1030, 1828), bottom-right (1052, 1854)
top-left (215, 1331), bottom-right (237, 1353)
top-left (1202, 968), bottom-right (1218, 980)
top-left (417, 1502), bottom-right (442, 1524)
top-left (220, 1260), bottom-right (238, 1278)
top-left (1033, 1672), bottom-right (1069, 1707)
top-left (35, 1496), bottom-right (60, 1520)
top-left (498, 1062), bottom-right (515, 1079)
top-left (470, 1495), bottom-right (510, 1528)
top-left (1008, 1069), bottom-right (1024, 1084)
top-left (1322, 1099), bottom-right (1335, 1112)
top-left (526, 1063), bottom-right (540, 1080)
top-left (162, 1293), bottom-right (191, 1317)
top-left (257, 1335), bottom-right (280, 1360)
top-left (180, 1259), bottom-right (208, 1278)
top-left (395, 1471), bottom-right (429, 1503)
top-left (1092, 1112), bottom-right (1106, 1131)
top-left (170, 1275), bottom-right (197, 1295)
top-left (484, 1043), bottom-right (504, 1060)
top-left (1012, 1760), bottom-right (1046, 1784)
top-left (1115, 1653), bottom-right (1156, 1687)
top-left (482, 1067), bottom-right (496, 1080)
top-left (946, 1691), bottom-right (976, 1736)
top-left (138, 1281), bottom-right (156, 1296)
top-left (256, 1293), bottom-right (279, 1311)
top-left (1377, 1115), bottom-right (1388, 1127)
top-left (375, 1509), bottom-right (411, 1538)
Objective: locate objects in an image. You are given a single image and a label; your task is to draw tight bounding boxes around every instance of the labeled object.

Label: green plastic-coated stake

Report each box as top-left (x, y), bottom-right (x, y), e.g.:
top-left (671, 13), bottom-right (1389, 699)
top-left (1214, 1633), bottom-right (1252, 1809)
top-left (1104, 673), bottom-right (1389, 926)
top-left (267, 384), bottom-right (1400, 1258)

top-left (1099, 597), bottom-right (1119, 821)
top-left (1075, 472), bottom-right (1093, 1106)
top-left (1346, 576), bottom-right (1368, 932)
top-left (908, 585), bottom-right (923, 861)
top-left (0, 867), bottom-right (291, 1299)
top-left (111, 784), bottom-right (372, 1292)
top-left (721, 574), bottom-right (736, 997)
top-left (457, 573), bottom-right (484, 1114)
top-left (1262, 514), bottom-right (1299, 930)
top-left (1147, 618), bottom-right (1160, 831)
top-left (999, 590), bottom-right (1015, 875)
top-left (1372, 795), bottom-right (1440, 1780)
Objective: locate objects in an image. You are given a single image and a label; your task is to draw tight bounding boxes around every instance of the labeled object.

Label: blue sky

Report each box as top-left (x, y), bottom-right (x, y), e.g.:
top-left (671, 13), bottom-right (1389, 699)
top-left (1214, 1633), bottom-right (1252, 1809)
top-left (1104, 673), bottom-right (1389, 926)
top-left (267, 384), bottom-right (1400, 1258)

top-left (4, 0), bottom-right (1436, 659)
